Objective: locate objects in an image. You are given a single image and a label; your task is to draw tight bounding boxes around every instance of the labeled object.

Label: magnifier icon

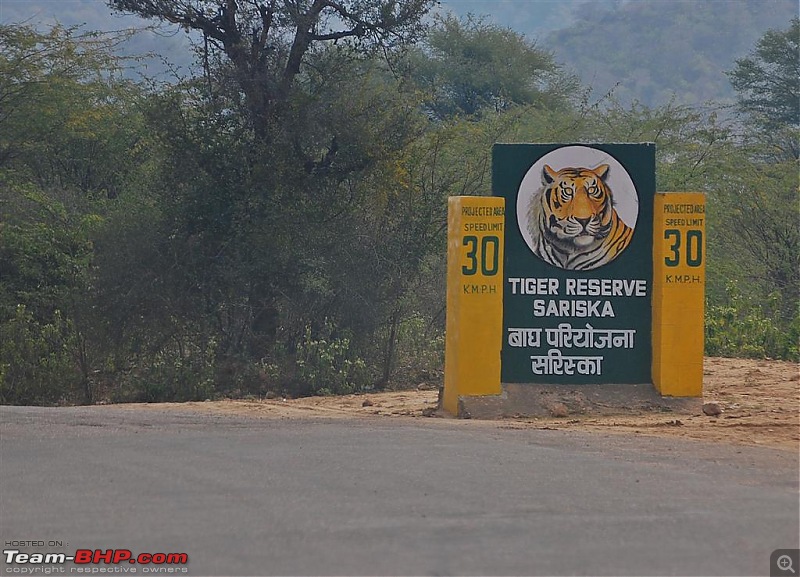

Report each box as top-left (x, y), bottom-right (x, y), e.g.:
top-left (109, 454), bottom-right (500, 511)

top-left (778, 555), bottom-right (796, 574)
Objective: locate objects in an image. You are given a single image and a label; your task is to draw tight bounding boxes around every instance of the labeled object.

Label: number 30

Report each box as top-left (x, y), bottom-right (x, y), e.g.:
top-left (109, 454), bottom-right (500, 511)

top-left (463, 235), bottom-right (499, 276)
top-left (664, 229), bottom-right (703, 267)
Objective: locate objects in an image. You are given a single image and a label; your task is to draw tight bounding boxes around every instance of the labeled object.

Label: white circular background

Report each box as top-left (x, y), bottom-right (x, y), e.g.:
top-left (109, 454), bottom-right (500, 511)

top-left (516, 145), bottom-right (639, 256)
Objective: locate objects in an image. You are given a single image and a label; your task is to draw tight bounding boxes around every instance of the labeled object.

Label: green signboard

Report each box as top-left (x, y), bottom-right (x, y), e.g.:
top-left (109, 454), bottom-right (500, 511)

top-left (493, 144), bottom-right (655, 384)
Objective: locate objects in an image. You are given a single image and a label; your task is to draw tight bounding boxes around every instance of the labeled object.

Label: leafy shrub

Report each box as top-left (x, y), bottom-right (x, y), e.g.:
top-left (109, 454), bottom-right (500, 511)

top-left (389, 312), bottom-right (445, 386)
top-left (706, 285), bottom-right (799, 361)
top-left (0, 305), bottom-right (81, 405)
top-left (111, 336), bottom-right (217, 403)
top-left (295, 320), bottom-right (370, 396)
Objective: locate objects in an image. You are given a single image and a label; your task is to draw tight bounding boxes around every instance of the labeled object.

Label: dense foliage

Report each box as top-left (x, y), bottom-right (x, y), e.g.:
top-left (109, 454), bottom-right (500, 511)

top-left (0, 8), bottom-right (797, 405)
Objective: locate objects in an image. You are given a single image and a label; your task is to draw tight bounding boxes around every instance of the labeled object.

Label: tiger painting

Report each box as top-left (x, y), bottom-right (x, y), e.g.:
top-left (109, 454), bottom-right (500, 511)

top-left (526, 163), bottom-right (634, 270)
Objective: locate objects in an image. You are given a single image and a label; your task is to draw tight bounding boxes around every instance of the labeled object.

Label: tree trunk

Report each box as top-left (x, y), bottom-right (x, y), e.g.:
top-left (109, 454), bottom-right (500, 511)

top-left (382, 310), bottom-right (399, 386)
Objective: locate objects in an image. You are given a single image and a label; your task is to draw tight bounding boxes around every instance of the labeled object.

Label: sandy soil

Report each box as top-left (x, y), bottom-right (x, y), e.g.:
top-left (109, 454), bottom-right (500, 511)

top-left (117, 357), bottom-right (799, 450)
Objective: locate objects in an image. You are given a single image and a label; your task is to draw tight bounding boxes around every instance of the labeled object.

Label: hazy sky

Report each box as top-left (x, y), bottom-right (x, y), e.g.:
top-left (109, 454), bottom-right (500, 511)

top-left (0, 0), bottom-right (573, 30)
top-left (0, 0), bottom-right (576, 80)
top-left (0, 0), bottom-right (199, 79)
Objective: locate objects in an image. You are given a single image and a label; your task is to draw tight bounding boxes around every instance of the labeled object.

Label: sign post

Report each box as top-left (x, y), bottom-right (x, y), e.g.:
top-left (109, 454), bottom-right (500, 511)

top-left (652, 192), bottom-right (706, 396)
top-left (494, 144), bottom-right (655, 385)
top-left (442, 145), bottom-right (704, 418)
top-left (442, 196), bottom-right (505, 415)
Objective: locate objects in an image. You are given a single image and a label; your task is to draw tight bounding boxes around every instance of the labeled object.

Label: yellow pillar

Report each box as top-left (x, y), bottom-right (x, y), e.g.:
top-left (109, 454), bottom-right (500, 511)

top-left (442, 197), bottom-right (505, 415)
top-left (652, 192), bottom-right (706, 397)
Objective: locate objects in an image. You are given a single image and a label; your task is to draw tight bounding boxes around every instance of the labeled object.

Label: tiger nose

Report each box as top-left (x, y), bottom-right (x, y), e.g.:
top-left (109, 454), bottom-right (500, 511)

top-left (572, 191), bottom-right (594, 220)
top-left (575, 216), bottom-right (591, 230)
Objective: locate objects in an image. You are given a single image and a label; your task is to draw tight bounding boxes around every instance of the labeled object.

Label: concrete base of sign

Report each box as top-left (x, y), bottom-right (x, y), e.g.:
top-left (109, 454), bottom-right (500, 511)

top-left (452, 383), bottom-right (702, 420)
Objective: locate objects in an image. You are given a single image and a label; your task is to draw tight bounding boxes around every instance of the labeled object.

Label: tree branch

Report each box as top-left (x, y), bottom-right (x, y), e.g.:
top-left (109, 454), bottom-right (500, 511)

top-left (311, 27), bottom-right (363, 41)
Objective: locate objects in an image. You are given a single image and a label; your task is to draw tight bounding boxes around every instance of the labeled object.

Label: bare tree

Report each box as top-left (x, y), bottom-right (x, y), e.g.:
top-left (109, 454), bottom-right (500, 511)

top-left (108, 0), bottom-right (434, 136)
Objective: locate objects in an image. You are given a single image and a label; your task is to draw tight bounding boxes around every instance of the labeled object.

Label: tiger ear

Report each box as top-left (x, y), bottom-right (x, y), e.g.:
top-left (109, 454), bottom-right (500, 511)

top-left (543, 164), bottom-right (558, 184)
top-left (594, 164), bottom-right (610, 181)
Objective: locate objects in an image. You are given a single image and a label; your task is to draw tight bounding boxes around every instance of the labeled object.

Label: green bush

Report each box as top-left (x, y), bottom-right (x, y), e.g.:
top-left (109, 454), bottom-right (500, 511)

top-left (705, 285), bottom-right (799, 361)
top-left (295, 320), bottom-right (370, 396)
top-left (389, 312), bottom-right (445, 386)
top-left (0, 305), bottom-right (81, 405)
top-left (110, 335), bottom-right (217, 403)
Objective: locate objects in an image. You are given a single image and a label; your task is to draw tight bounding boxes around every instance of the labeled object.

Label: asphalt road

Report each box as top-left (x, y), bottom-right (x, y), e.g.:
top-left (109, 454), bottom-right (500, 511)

top-left (1, 406), bottom-right (798, 576)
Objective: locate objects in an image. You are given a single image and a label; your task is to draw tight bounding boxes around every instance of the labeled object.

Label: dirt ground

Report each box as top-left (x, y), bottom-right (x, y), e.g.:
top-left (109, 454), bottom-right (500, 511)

top-left (118, 357), bottom-right (799, 450)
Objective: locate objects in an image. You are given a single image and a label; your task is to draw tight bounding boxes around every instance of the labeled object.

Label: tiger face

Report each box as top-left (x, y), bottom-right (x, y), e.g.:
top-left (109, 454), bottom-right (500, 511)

top-left (527, 164), bottom-right (633, 270)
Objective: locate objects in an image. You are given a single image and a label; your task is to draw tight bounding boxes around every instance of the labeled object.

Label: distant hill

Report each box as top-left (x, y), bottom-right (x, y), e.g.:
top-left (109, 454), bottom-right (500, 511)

top-left (435, 0), bottom-right (588, 37)
top-left (550, 0), bottom-right (797, 107)
top-left (438, 0), bottom-right (797, 108)
top-left (520, 0), bottom-right (798, 106)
